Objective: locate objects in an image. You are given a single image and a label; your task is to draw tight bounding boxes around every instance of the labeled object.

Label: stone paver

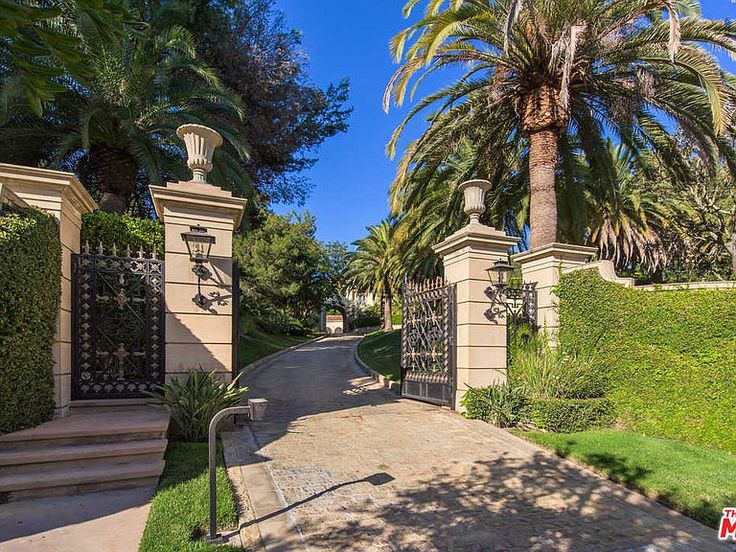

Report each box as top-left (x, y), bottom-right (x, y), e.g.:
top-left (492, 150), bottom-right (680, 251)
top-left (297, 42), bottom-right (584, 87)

top-left (0, 486), bottom-right (153, 552)
top-left (241, 336), bottom-right (728, 552)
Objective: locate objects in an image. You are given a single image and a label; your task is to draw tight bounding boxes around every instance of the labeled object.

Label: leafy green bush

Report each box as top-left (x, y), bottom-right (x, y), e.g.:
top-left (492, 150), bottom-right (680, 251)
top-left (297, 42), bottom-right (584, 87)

top-left (145, 370), bottom-right (248, 442)
top-left (509, 334), bottom-right (605, 399)
top-left (353, 304), bottom-right (381, 329)
top-left (0, 205), bottom-right (60, 433)
top-left (557, 269), bottom-right (736, 452)
top-left (81, 211), bottom-right (163, 256)
top-left (461, 384), bottom-right (528, 427)
top-left (529, 398), bottom-right (614, 433)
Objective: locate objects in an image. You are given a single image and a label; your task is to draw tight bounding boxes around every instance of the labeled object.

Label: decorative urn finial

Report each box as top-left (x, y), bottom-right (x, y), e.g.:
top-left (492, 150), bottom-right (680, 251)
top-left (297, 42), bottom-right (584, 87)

top-left (458, 179), bottom-right (492, 224)
top-left (176, 124), bottom-right (223, 183)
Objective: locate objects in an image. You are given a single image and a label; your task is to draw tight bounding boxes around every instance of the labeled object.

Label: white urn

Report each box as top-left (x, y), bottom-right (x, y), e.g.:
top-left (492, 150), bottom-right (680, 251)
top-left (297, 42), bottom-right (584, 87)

top-left (176, 124), bottom-right (223, 183)
top-left (458, 179), bottom-right (492, 224)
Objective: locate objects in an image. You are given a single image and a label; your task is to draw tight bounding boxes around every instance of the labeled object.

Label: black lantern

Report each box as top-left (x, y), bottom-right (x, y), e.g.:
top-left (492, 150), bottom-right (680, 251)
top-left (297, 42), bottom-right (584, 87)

top-left (486, 259), bottom-right (514, 289)
top-left (181, 225), bottom-right (215, 264)
top-left (181, 225), bottom-right (216, 308)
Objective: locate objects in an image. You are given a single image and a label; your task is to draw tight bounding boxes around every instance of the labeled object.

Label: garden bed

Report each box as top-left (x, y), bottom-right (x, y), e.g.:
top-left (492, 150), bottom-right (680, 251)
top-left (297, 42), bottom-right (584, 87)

top-left (517, 429), bottom-right (736, 528)
top-left (139, 442), bottom-right (240, 552)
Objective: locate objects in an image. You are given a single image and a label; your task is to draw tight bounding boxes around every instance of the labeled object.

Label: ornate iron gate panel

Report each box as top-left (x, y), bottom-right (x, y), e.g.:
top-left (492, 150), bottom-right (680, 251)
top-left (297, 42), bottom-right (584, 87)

top-left (72, 247), bottom-right (165, 399)
top-left (400, 279), bottom-right (455, 406)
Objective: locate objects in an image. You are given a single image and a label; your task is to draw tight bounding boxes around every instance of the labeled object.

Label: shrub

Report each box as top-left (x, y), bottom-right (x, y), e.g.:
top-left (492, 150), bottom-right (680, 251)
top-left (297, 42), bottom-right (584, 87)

top-left (557, 269), bottom-right (736, 452)
top-left (353, 304), bottom-right (381, 329)
top-left (461, 384), bottom-right (528, 427)
top-left (0, 205), bottom-right (60, 433)
top-left (529, 398), bottom-right (614, 433)
top-left (509, 334), bottom-right (605, 399)
top-left (145, 370), bottom-right (248, 442)
top-left (81, 211), bottom-right (163, 256)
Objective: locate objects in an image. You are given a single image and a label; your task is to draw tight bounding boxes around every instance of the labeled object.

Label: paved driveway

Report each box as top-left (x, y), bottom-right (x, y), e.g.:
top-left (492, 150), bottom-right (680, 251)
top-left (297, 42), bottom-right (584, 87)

top-left (240, 336), bottom-right (726, 552)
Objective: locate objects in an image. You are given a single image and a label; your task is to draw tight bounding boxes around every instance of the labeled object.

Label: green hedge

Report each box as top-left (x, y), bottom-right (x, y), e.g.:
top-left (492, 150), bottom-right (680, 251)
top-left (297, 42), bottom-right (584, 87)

top-left (529, 398), bottom-right (614, 433)
top-left (81, 211), bottom-right (163, 256)
top-left (557, 270), bottom-right (736, 452)
top-left (0, 206), bottom-right (60, 433)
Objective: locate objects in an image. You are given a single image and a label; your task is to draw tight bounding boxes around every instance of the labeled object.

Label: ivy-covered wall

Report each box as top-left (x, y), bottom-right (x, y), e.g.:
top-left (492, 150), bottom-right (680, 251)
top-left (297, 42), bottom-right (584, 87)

top-left (81, 211), bottom-right (164, 256)
top-left (0, 206), bottom-right (61, 434)
top-left (557, 270), bottom-right (736, 453)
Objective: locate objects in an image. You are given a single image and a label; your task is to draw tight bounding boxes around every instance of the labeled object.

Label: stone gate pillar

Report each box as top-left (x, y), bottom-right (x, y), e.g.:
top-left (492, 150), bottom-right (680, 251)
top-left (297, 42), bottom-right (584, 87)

top-left (149, 125), bottom-right (247, 383)
top-left (512, 243), bottom-right (596, 344)
top-left (433, 180), bottom-right (519, 410)
top-left (0, 164), bottom-right (97, 417)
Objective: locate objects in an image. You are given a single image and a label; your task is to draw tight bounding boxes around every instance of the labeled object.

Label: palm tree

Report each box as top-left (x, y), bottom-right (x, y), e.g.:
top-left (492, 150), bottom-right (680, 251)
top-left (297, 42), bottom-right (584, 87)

top-left (1, 24), bottom-right (249, 213)
top-left (583, 143), bottom-right (669, 273)
top-left (345, 219), bottom-right (404, 332)
top-left (385, 0), bottom-right (736, 249)
top-left (0, 0), bottom-right (129, 116)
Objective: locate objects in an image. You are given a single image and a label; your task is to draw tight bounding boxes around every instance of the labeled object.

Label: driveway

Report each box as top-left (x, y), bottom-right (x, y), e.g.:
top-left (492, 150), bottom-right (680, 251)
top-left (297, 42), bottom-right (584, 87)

top-left (239, 335), bottom-right (726, 552)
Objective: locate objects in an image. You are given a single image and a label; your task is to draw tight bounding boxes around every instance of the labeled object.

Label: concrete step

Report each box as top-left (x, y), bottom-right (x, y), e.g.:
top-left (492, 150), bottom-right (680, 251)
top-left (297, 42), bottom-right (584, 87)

top-left (0, 439), bottom-right (167, 475)
top-left (70, 399), bottom-right (154, 412)
top-left (0, 459), bottom-right (165, 502)
top-left (0, 408), bottom-right (170, 451)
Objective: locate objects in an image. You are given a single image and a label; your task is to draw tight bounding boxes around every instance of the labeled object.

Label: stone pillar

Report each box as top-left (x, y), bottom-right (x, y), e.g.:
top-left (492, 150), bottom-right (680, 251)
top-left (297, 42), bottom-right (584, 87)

top-left (0, 164), bottom-right (97, 417)
top-left (432, 180), bottom-right (519, 410)
top-left (512, 243), bottom-right (597, 341)
top-left (149, 126), bottom-right (246, 383)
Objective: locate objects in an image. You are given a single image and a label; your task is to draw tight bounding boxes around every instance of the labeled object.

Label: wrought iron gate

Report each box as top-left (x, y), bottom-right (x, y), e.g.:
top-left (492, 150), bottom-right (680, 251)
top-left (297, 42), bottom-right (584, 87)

top-left (72, 245), bottom-right (165, 399)
top-left (400, 279), bottom-right (455, 406)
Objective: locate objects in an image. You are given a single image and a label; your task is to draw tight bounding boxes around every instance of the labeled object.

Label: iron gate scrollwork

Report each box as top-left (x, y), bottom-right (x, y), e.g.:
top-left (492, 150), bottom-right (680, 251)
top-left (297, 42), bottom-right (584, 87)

top-left (72, 246), bottom-right (165, 399)
top-left (400, 279), bottom-right (455, 406)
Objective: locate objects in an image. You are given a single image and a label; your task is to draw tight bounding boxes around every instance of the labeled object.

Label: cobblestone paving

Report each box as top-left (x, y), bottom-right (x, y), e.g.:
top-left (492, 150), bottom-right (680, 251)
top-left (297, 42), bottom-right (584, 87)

top-left (242, 336), bottom-right (727, 552)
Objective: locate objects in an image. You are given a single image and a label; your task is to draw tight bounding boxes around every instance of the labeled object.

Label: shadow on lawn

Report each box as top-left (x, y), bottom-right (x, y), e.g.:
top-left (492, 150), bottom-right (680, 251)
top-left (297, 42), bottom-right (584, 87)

top-left (551, 441), bottom-right (732, 529)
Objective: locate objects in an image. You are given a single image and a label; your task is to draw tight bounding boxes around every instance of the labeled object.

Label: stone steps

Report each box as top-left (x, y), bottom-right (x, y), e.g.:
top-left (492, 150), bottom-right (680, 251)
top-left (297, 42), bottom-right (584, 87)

top-left (0, 405), bottom-right (170, 502)
top-left (0, 439), bottom-right (166, 475)
top-left (0, 460), bottom-right (165, 501)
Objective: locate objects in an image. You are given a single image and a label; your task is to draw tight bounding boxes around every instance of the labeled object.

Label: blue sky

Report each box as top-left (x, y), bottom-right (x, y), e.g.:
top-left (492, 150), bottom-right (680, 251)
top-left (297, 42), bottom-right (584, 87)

top-left (273, 0), bottom-right (736, 245)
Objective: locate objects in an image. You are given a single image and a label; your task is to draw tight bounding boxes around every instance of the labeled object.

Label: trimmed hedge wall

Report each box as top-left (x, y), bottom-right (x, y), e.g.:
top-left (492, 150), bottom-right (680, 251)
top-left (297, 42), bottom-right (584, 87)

top-left (529, 398), bottom-right (614, 433)
top-left (0, 206), bottom-right (60, 434)
top-left (81, 211), bottom-right (164, 256)
top-left (557, 270), bottom-right (736, 452)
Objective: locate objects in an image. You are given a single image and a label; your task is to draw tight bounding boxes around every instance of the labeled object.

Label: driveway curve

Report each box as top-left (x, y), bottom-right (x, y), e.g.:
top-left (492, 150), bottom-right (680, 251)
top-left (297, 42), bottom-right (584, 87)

top-left (241, 335), bottom-right (725, 552)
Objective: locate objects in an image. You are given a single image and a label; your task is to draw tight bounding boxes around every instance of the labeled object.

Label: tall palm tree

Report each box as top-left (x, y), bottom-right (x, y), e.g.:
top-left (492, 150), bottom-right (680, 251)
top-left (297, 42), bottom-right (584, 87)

top-left (385, 0), bottom-right (736, 249)
top-left (345, 219), bottom-right (404, 332)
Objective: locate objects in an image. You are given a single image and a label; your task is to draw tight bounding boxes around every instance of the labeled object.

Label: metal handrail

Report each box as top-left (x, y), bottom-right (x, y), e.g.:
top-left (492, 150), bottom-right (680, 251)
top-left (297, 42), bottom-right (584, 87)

top-left (205, 398), bottom-right (268, 544)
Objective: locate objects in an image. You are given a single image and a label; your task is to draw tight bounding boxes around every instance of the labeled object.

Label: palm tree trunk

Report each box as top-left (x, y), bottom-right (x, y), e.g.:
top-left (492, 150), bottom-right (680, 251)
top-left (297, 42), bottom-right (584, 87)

top-left (528, 128), bottom-right (559, 249)
top-left (381, 293), bottom-right (393, 332)
top-left (87, 144), bottom-right (138, 214)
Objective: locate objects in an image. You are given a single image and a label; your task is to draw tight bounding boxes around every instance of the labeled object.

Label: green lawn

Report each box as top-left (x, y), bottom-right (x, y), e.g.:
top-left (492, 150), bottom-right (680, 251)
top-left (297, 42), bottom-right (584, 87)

top-left (357, 330), bottom-right (401, 381)
top-left (519, 429), bottom-right (736, 528)
top-left (139, 442), bottom-right (240, 552)
top-left (239, 331), bottom-right (316, 367)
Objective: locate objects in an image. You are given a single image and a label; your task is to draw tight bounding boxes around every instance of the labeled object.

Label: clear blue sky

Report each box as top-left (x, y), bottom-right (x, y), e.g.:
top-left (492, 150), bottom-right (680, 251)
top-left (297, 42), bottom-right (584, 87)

top-left (273, 0), bottom-right (736, 245)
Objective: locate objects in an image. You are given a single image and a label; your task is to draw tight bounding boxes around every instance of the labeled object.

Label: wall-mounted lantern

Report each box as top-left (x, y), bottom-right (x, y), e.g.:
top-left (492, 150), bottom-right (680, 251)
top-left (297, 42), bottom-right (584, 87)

top-left (181, 225), bottom-right (216, 308)
top-left (484, 258), bottom-right (537, 328)
top-left (486, 259), bottom-right (514, 290)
